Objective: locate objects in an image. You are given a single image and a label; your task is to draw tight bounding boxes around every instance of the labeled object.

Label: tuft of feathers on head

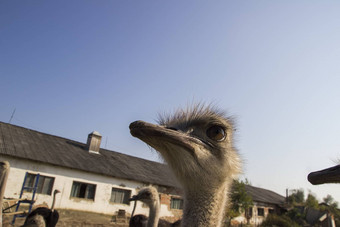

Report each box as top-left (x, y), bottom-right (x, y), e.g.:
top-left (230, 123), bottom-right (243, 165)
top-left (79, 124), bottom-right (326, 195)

top-left (157, 103), bottom-right (233, 128)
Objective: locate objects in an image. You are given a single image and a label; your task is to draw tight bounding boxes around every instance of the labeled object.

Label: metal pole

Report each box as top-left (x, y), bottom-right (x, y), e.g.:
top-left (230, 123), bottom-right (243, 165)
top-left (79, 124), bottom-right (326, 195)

top-left (0, 161), bottom-right (10, 227)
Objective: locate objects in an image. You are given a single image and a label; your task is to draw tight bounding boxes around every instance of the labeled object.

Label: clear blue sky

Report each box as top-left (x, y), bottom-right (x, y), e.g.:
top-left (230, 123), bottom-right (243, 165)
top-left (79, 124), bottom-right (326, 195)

top-left (1, 1), bottom-right (340, 203)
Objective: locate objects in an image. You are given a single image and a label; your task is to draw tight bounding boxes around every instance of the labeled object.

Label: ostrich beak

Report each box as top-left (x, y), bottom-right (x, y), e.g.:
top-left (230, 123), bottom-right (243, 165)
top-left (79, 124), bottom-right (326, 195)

top-left (129, 120), bottom-right (205, 155)
top-left (308, 165), bottom-right (340, 185)
top-left (129, 195), bottom-right (140, 201)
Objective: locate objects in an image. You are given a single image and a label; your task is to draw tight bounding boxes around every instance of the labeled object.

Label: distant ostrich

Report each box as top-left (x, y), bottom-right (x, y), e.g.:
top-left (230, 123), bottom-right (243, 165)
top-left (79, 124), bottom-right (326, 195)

top-left (130, 104), bottom-right (241, 227)
top-left (308, 164), bottom-right (340, 185)
top-left (22, 189), bottom-right (61, 227)
top-left (129, 186), bottom-right (181, 227)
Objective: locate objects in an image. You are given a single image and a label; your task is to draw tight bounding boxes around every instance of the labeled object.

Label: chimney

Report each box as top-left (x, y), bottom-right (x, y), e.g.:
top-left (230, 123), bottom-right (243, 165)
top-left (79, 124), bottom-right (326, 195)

top-left (86, 131), bottom-right (102, 154)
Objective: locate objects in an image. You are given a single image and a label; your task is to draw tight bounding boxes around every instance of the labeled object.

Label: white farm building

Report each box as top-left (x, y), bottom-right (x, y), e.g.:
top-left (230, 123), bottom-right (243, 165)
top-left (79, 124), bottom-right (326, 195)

top-left (0, 121), bottom-right (182, 223)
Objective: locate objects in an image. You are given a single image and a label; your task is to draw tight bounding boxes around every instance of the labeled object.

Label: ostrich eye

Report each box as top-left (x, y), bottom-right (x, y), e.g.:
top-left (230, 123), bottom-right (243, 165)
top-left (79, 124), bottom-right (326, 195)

top-left (206, 125), bottom-right (226, 141)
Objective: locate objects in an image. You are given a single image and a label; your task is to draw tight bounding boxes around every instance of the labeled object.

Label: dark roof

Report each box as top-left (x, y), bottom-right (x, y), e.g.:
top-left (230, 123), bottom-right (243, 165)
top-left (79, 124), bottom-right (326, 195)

top-left (0, 121), bottom-right (178, 188)
top-left (305, 207), bottom-right (328, 225)
top-left (245, 184), bottom-right (285, 205)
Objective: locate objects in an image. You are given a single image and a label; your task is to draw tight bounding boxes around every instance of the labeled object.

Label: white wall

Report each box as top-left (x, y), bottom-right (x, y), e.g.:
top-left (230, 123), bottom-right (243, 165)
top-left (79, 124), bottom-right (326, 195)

top-left (2, 155), bottom-right (176, 218)
top-left (233, 203), bottom-right (276, 225)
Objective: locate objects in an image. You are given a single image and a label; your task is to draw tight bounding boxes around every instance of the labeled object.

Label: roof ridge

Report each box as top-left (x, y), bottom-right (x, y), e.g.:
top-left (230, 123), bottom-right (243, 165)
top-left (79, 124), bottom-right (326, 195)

top-left (245, 184), bottom-right (285, 197)
top-left (0, 121), bottom-right (84, 144)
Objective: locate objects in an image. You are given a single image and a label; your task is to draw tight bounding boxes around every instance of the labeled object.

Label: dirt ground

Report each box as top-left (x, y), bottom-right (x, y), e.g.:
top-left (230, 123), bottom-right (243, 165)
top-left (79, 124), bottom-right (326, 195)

top-left (3, 209), bottom-right (130, 227)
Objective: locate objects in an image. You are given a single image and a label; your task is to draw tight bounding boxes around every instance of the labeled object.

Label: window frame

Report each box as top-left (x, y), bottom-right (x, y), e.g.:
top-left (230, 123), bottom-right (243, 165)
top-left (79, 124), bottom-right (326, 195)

top-left (257, 207), bottom-right (265, 216)
top-left (70, 181), bottom-right (96, 201)
top-left (246, 207), bottom-right (253, 218)
top-left (24, 173), bottom-right (55, 195)
top-left (170, 197), bottom-right (184, 210)
top-left (110, 187), bottom-right (131, 205)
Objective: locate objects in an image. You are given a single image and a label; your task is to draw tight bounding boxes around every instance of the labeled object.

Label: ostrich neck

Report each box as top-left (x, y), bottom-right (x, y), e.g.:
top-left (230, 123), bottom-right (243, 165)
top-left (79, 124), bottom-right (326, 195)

top-left (148, 200), bottom-right (160, 227)
top-left (51, 193), bottom-right (57, 211)
top-left (182, 181), bottom-right (231, 227)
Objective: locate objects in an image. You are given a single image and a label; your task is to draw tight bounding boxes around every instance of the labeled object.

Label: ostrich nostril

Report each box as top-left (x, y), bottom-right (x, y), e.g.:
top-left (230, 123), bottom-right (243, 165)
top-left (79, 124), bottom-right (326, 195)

top-left (166, 127), bottom-right (178, 131)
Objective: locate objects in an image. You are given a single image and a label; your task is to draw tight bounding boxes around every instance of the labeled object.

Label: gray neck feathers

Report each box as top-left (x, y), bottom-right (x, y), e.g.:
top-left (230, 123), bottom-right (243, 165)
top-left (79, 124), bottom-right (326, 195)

top-left (147, 199), bottom-right (160, 227)
top-left (182, 181), bottom-right (231, 227)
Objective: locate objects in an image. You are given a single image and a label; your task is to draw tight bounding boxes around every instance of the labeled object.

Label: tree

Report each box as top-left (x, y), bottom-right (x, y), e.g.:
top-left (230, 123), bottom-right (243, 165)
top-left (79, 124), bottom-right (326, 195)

top-left (319, 195), bottom-right (340, 226)
top-left (323, 194), bottom-right (338, 209)
top-left (225, 179), bottom-right (253, 225)
top-left (288, 189), bottom-right (305, 205)
top-left (286, 208), bottom-right (306, 226)
top-left (305, 193), bottom-right (319, 209)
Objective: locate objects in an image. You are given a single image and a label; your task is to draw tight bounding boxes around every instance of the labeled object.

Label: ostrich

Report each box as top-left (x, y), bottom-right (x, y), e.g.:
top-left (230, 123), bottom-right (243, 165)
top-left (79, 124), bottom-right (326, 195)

top-left (129, 104), bottom-right (241, 227)
top-left (308, 164), bottom-right (340, 185)
top-left (129, 186), bottom-right (181, 227)
top-left (129, 192), bottom-right (148, 227)
top-left (22, 189), bottom-right (61, 227)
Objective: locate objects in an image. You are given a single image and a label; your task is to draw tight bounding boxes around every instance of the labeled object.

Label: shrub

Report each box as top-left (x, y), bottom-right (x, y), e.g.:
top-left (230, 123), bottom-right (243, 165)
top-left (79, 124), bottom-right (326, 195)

top-left (261, 214), bottom-right (301, 227)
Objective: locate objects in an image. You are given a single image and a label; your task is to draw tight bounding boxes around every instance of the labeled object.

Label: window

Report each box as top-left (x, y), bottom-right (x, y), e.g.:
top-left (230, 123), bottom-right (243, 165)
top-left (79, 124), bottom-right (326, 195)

top-left (70, 181), bottom-right (96, 200)
top-left (246, 207), bottom-right (253, 218)
top-left (257, 208), bottom-right (264, 216)
top-left (24, 173), bottom-right (55, 195)
top-left (269, 209), bottom-right (274, 214)
top-left (110, 188), bottom-right (131, 205)
top-left (170, 197), bottom-right (183, 210)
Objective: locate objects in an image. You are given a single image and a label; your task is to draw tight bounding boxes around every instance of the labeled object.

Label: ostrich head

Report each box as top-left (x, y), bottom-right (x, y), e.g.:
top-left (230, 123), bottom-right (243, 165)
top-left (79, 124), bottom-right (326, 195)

top-left (308, 164), bottom-right (340, 185)
top-left (129, 186), bottom-right (159, 207)
top-left (129, 104), bottom-right (241, 190)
